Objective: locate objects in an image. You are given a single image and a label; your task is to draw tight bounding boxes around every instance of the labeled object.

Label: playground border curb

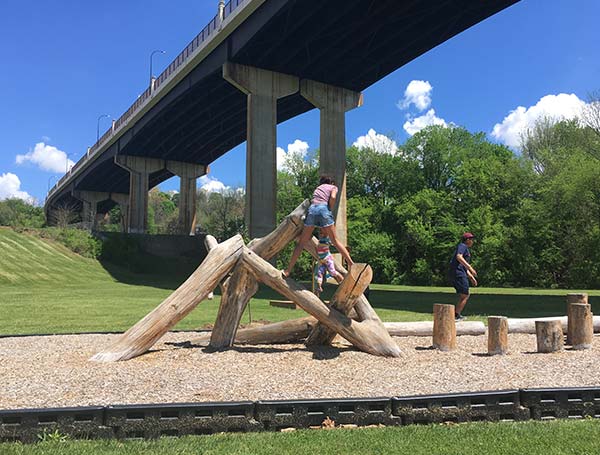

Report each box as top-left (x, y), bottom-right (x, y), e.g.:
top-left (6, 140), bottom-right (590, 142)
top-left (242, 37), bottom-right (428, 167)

top-left (2, 387), bottom-right (600, 443)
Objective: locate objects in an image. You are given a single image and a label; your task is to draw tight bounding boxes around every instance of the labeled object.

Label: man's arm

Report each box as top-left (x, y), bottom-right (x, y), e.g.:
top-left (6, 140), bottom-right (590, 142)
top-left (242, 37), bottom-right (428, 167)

top-left (456, 253), bottom-right (477, 277)
top-left (466, 269), bottom-right (478, 286)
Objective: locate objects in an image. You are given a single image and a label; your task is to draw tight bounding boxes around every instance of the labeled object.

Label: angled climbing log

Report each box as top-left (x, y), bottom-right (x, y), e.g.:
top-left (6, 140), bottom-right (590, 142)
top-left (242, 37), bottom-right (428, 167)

top-left (91, 235), bottom-right (245, 362)
top-left (241, 247), bottom-right (401, 357)
top-left (305, 263), bottom-right (372, 346)
top-left (209, 200), bottom-right (310, 349)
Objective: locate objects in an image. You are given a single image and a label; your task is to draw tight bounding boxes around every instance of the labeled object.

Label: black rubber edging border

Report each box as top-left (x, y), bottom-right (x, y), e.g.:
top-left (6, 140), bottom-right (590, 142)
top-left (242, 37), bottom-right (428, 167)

top-left (2, 387), bottom-right (600, 443)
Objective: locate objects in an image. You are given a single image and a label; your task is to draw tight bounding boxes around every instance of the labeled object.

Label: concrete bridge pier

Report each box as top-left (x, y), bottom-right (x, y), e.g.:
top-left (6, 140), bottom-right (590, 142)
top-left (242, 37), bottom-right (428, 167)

top-left (73, 190), bottom-right (110, 230)
top-left (167, 161), bottom-right (208, 235)
top-left (223, 62), bottom-right (299, 238)
top-left (300, 80), bottom-right (363, 249)
top-left (115, 156), bottom-right (165, 234)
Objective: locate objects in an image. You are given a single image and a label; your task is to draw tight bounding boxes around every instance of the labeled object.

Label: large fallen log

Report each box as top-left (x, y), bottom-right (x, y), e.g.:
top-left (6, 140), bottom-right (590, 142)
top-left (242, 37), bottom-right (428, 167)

top-left (508, 316), bottom-right (600, 334)
top-left (190, 319), bottom-right (485, 346)
top-left (209, 200), bottom-right (310, 349)
top-left (305, 264), bottom-right (372, 346)
top-left (91, 235), bottom-right (245, 362)
top-left (241, 247), bottom-right (401, 357)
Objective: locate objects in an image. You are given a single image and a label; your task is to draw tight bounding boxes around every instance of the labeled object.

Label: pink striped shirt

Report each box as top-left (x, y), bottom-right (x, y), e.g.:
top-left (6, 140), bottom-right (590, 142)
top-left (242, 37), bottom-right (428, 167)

top-left (312, 184), bottom-right (336, 205)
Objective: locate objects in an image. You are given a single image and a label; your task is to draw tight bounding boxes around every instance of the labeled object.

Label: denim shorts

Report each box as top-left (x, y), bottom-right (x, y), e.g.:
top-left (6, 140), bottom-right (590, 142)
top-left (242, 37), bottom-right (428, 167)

top-left (453, 275), bottom-right (470, 295)
top-left (305, 203), bottom-right (335, 228)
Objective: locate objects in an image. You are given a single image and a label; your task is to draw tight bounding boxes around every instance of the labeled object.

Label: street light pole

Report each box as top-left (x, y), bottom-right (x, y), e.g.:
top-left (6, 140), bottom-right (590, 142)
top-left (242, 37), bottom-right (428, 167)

top-left (97, 114), bottom-right (111, 142)
top-left (150, 49), bottom-right (166, 86)
top-left (47, 175), bottom-right (57, 192)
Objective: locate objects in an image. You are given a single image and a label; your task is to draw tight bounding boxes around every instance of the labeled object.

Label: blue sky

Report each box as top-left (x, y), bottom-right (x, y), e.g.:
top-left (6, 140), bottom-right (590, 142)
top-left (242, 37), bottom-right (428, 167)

top-left (1, 0), bottom-right (599, 202)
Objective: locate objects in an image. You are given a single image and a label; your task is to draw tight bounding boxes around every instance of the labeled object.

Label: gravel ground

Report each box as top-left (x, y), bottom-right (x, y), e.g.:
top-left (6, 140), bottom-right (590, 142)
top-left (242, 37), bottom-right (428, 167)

top-left (1, 331), bottom-right (599, 410)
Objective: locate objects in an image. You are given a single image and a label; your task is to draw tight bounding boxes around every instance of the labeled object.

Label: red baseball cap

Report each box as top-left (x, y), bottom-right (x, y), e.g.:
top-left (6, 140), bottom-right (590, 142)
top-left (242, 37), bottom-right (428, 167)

top-left (462, 232), bottom-right (475, 240)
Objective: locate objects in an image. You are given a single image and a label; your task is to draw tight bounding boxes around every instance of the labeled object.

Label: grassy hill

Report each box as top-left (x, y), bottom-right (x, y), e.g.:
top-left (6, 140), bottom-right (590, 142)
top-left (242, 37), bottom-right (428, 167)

top-left (1, 227), bottom-right (599, 336)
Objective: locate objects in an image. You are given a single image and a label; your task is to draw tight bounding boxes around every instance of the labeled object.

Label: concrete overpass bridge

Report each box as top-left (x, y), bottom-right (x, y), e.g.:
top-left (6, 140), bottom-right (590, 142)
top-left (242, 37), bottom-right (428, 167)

top-left (45, 0), bottom-right (518, 241)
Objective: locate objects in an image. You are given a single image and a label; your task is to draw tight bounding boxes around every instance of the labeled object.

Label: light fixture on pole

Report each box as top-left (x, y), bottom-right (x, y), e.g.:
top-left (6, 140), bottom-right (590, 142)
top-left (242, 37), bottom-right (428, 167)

top-left (97, 114), bottom-right (111, 142)
top-left (150, 49), bottom-right (166, 85)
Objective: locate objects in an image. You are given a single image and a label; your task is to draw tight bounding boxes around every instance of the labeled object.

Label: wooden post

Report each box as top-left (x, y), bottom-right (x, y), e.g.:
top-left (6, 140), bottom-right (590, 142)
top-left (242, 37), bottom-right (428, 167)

top-left (536, 320), bottom-right (564, 353)
top-left (567, 293), bottom-right (588, 345)
top-left (241, 247), bottom-right (401, 357)
top-left (209, 200), bottom-right (310, 349)
top-left (570, 303), bottom-right (593, 350)
top-left (432, 304), bottom-right (457, 351)
top-left (91, 235), bottom-right (245, 362)
top-left (487, 316), bottom-right (508, 355)
top-left (305, 263), bottom-right (372, 346)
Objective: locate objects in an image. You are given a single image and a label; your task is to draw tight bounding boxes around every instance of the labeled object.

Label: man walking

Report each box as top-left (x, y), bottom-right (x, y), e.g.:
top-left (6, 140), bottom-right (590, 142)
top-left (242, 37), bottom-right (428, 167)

top-left (449, 232), bottom-right (477, 320)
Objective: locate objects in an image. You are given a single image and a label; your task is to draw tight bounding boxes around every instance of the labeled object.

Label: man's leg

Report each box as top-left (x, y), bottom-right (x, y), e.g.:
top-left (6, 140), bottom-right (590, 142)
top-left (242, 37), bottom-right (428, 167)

top-left (456, 293), bottom-right (469, 315)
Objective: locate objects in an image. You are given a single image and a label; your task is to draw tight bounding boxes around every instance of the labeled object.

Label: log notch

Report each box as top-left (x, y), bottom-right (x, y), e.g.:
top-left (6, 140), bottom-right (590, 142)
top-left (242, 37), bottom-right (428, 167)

top-left (305, 263), bottom-right (372, 346)
top-left (487, 316), bottom-right (508, 355)
top-left (190, 319), bottom-right (485, 346)
top-left (536, 320), bottom-right (563, 353)
top-left (91, 235), bottom-right (245, 362)
top-left (209, 200), bottom-right (310, 349)
top-left (567, 293), bottom-right (588, 344)
top-left (241, 247), bottom-right (401, 357)
top-left (507, 316), bottom-right (600, 334)
top-left (432, 304), bottom-right (456, 351)
top-left (570, 303), bottom-right (593, 350)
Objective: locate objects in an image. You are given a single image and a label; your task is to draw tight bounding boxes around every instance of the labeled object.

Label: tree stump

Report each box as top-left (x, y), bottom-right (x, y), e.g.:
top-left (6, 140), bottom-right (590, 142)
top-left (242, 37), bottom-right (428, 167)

top-left (536, 320), bottom-right (563, 353)
top-left (432, 304), bottom-right (456, 351)
top-left (570, 303), bottom-right (593, 350)
top-left (487, 316), bottom-right (508, 355)
top-left (566, 293), bottom-right (588, 344)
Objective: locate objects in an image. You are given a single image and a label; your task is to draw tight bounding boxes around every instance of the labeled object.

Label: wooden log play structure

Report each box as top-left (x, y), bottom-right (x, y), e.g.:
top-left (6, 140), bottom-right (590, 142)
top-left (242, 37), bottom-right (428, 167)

top-left (432, 304), bottom-right (457, 351)
top-left (92, 201), bottom-right (401, 361)
top-left (506, 316), bottom-right (600, 334)
top-left (536, 320), bottom-right (564, 353)
top-left (487, 316), bottom-right (508, 355)
top-left (566, 293), bottom-right (588, 344)
top-left (570, 303), bottom-right (593, 350)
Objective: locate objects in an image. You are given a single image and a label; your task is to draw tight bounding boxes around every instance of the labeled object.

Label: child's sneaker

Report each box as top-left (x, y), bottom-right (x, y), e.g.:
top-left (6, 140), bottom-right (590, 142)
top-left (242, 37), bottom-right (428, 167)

top-left (455, 313), bottom-right (467, 321)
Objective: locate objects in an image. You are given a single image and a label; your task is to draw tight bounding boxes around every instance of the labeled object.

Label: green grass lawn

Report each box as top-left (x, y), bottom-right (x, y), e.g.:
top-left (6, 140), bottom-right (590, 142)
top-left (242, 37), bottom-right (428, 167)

top-left (2, 420), bottom-right (600, 455)
top-left (1, 227), bottom-right (599, 335)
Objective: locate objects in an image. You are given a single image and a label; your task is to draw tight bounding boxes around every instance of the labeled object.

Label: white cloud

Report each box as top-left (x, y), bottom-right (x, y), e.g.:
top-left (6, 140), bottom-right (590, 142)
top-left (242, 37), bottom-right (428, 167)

top-left (353, 129), bottom-right (398, 155)
top-left (491, 93), bottom-right (587, 148)
top-left (199, 175), bottom-right (229, 193)
top-left (0, 173), bottom-right (34, 202)
top-left (15, 142), bottom-right (74, 173)
top-left (403, 109), bottom-right (448, 136)
top-left (277, 139), bottom-right (309, 170)
top-left (398, 80), bottom-right (433, 111)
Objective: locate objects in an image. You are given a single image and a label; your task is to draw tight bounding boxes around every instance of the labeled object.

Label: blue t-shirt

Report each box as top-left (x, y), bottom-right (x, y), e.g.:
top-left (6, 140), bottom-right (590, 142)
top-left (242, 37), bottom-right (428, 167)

top-left (450, 242), bottom-right (471, 277)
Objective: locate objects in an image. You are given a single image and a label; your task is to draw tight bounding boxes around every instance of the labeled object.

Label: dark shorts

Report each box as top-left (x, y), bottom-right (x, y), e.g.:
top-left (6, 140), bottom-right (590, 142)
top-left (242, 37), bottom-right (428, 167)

top-left (453, 275), bottom-right (470, 295)
top-left (305, 203), bottom-right (335, 228)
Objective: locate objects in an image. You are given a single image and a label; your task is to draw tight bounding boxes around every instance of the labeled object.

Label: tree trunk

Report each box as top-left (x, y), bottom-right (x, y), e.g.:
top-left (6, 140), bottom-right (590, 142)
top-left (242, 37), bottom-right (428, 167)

top-left (570, 303), bottom-right (593, 350)
top-left (432, 304), bottom-right (457, 351)
top-left (241, 247), bottom-right (401, 357)
top-left (567, 293), bottom-right (588, 344)
top-left (507, 316), bottom-right (600, 334)
top-left (91, 235), bottom-right (245, 362)
top-left (487, 316), bottom-right (508, 355)
top-left (305, 264), bottom-right (372, 346)
top-left (536, 320), bottom-right (563, 353)
top-left (208, 200), bottom-right (310, 349)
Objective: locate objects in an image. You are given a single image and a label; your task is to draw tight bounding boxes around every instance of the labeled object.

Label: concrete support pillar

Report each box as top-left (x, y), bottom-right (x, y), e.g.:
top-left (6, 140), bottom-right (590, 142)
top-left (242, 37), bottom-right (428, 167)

top-left (115, 156), bottom-right (165, 233)
top-left (301, 80), bottom-right (363, 248)
top-left (167, 161), bottom-right (208, 235)
top-left (223, 62), bottom-right (299, 238)
top-left (110, 192), bottom-right (130, 233)
top-left (73, 190), bottom-right (110, 230)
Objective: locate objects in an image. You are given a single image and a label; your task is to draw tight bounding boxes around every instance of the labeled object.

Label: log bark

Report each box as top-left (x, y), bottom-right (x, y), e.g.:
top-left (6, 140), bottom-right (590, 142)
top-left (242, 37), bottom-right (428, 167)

top-left (432, 304), bottom-right (456, 351)
top-left (190, 320), bottom-right (485, 346)
top-left (487, 316), bottom-right (508, 355)
top-left (209, 200), bottom-right (310, 349)
top-left (305, 264), bottom-right (372, 346)
top-left (241, 247), bottom-right (401, 357)
top-left (570, 303), bottom-right (593, 350)
top-left (91, 235), bottom-right (245, 362)
top-left (507, 316), bottom-right (600, 334)
top-left (204, 235), bottom-right (224, 300)
top-left (536, 320), bottom-right (563, 353)
top-left (567, 293), bottom-right (588, 344)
